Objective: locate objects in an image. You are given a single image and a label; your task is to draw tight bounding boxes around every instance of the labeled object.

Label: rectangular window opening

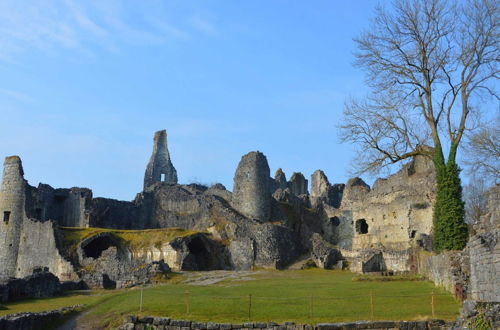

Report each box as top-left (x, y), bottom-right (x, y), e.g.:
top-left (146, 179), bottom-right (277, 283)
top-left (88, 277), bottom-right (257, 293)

top-left (161, 173), bottom-right (166, 182)
top-left (3, 211), bottom-right (11, 224)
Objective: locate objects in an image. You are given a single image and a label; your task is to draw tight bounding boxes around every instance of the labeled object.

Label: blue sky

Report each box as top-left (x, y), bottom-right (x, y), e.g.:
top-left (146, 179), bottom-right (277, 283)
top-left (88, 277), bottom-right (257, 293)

top-left (1, 1), bottom-right (492, 200)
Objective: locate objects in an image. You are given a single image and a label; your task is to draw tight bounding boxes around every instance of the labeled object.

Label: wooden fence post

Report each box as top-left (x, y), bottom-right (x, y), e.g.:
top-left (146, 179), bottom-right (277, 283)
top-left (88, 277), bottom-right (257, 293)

top-left (310, 295), bottom-right (314, 319)
top-left (185, 291), bottom-right (190, 314)
top-left (431, 290), bottom-right (435, 319)
top-left (248, 294), bottom-right (252, 321)
top-left (370, 290), bottom-right (374, 319)
top-left (139, 287), bottom-right (144, 313)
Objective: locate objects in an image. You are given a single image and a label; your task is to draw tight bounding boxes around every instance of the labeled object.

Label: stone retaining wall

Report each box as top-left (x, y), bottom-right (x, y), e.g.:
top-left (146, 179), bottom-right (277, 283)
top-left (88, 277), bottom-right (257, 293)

top-left (417, 251), bottom-right (464, 295)
top-left (119, 316), bottom-right (449, 330)
top-left (0, 305), bottom-right (80, 330)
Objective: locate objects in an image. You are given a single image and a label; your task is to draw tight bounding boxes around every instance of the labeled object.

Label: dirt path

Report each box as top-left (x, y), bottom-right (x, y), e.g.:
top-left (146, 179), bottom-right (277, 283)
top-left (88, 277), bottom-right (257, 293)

top-left (182, 270), bottom-right (263, 285)
top-left (54, 309), bottom-right (98, 330)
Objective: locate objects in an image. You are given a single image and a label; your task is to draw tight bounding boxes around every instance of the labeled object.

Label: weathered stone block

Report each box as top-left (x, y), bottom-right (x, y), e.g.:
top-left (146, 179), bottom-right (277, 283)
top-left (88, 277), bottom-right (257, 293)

top-left (192, 322), bottom-right (207, 329)
top-left (207, 322), bottom-right (220, 329)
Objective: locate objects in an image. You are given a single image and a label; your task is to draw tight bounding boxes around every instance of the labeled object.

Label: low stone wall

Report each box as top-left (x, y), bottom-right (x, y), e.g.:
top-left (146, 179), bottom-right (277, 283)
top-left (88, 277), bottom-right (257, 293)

top-left (119, 316), bottom-right (449, 330)
top-left (0, 305), bottom-right (80, 330)
top-left (468, 231), bottom-right (500, 301)
top-left (417, 251), bottom-right (467, 298)
top-left (0, 268), bottom-right (61, 303)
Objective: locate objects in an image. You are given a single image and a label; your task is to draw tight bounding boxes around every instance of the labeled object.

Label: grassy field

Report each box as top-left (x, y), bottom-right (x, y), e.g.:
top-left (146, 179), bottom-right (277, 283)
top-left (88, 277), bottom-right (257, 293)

top-left (0, 269), bottom-right (461, 328)
top-left (0, 290), bottom-right (116, 316)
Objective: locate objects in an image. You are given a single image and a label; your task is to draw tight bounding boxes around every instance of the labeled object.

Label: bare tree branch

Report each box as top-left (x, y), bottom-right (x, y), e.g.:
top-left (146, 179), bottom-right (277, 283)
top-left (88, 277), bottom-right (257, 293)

top-left (340, 0), bottom-right (499, 174)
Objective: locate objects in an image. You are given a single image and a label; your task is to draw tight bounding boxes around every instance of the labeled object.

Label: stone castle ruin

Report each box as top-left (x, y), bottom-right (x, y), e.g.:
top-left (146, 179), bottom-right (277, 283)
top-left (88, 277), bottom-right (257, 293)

top-left (0, 129), bottom-right (497, 303)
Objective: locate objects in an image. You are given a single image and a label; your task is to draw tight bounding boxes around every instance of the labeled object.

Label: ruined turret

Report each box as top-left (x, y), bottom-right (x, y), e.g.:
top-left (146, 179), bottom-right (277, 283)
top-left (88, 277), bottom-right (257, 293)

top-left (288, 172), bottom-right (308, 196)
top-left (232, 151), bottom-right (271, 221)
top-left (143, 130), bottom-right (178, 190)
top-left (0, 156), bottom-right (26, 279)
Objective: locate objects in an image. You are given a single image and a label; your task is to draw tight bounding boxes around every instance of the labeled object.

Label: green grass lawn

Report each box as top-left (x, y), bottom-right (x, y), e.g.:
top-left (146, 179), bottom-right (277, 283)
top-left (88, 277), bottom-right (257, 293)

top-left (0, 290), bottom-right (117, 316)
top-left (0, 269), bottom-right (461, 329)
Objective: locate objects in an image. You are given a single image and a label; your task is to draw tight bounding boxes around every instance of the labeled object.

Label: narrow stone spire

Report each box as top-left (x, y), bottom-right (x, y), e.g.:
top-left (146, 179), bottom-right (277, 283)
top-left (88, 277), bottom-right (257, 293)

top-left (143, 130), bottom-right (178, 190)
top-left (0, 156), bottom-right (26, 279)
top-left (274, 168), bottom-right (288, 190)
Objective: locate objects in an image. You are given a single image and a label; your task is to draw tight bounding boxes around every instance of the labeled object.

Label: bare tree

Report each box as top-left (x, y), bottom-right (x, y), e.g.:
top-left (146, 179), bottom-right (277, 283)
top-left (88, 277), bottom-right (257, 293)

top-left (464, 116), bottom-right (500, 183)
top-left (341, 0), bottom-right (499, 174)
top-left (340, 0), bottom-right (499, 251)
top-left (463, 177), bottom-right (489, 224)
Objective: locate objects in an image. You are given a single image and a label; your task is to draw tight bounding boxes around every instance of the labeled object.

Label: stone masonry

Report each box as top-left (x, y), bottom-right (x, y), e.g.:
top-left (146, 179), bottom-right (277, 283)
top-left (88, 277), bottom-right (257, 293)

top-left (0, 156), bottom-right (77, 281)
top-left (467, 184), bottom-right (499, 301)
top-left (0, 156), bottom-right (25, 279)
top-left (119, 316), bottom-right (449, 330)
top-left (144, 130), bottom-right (178, 189)
top-left (288, 172), bottom-right (308, 196)
top-left (232, 151), bottom-right (271, 221)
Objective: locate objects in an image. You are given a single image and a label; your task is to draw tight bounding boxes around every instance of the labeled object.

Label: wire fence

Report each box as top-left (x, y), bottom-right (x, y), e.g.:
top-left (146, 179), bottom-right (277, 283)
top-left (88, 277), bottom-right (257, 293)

top-left (136, 289), bottom-right (458, 322)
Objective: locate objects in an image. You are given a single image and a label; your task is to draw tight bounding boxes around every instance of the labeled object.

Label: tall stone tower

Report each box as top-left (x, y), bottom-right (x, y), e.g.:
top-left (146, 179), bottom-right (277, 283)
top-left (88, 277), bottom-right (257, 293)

top-left (143, 130), bottom-right (178, 190)
top-left (0, 156), bottom-right (26, 279)
top-left (232, 151), bottom-right (271, 221)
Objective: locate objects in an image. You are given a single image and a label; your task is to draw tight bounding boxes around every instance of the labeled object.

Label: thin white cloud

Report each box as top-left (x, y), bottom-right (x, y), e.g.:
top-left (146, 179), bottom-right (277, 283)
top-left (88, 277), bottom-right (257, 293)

top-left (189, 14), bottom-right (218, 36)
top-left (0, 88), bottom-right (31, 102)
top-left (0, 0), bottom-right (205, 61)
top-left (154, 20), bottom-right (192, 40)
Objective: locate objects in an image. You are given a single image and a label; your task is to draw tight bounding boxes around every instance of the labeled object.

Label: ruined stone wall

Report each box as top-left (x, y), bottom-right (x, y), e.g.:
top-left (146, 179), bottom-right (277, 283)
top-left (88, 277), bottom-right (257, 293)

top-left (415, 186), bottom-right (498, 302)
top-left (90, 197), bottom-right (138, 229)
top-left (25, 185), bottom-right (92, 228)
top-left (418, 251), bottom-right (463, 293)
top-left (0, 156), bottom-right (77, 281)
top-left (288, 172), bottom-right (308, 196)
top-left (467, 185), bottom-right (499, 301)
top-left (232, 151), bottom-right (271, 221)
top-left (468, 234), bottom-right (499, 301)
top-left (57, 188), bottom-right (92, 227)
top-left (144, 130), bottom-right (178, 189)
top-left (321, 207), bottom-right (353, 249)
top-left (16, 219), bottom-right (77, 280)
top-left (339, 155), bottom-right (435, 252)
top-left (0, 156), bottom-right (25, 279)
